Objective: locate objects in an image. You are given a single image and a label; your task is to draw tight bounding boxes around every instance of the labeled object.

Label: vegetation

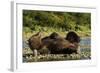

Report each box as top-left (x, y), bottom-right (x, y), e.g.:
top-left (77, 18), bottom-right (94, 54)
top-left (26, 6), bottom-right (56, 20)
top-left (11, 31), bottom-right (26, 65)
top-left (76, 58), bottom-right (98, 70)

top-left (23, 10), bottom-right (91, 38)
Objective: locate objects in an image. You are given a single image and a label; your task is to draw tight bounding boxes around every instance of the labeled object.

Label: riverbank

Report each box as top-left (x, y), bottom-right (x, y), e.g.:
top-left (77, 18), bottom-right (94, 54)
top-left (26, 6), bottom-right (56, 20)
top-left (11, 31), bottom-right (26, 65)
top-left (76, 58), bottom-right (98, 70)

top-left (23, 30), bottom-right (91, 40)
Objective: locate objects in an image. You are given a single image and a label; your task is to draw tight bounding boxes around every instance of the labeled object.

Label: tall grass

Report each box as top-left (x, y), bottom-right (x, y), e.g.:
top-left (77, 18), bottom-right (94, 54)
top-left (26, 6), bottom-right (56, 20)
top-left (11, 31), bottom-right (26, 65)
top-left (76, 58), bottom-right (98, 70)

top-left (23, 25), bottom-right (91, 40)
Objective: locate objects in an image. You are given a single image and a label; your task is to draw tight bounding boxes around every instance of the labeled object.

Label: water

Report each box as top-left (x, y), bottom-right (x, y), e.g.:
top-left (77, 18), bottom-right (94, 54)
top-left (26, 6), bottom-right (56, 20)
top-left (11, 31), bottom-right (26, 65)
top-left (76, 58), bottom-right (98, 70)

top-left (80, 37), bottom-right (91, 53)
top-left (79, 37), bottom-right (91, 59)
top-left (23, 39), bottom-right (29, 48)
top-left (80, 37), bottom-right (91, 47)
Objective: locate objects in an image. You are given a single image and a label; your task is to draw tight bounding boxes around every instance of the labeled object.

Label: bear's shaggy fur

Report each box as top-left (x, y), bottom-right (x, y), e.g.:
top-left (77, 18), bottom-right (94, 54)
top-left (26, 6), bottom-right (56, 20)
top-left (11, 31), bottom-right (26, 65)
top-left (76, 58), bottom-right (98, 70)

top-left (28, 31), bottom-right (80, 55)
top-left (42, 31), bottom-right (80, 54)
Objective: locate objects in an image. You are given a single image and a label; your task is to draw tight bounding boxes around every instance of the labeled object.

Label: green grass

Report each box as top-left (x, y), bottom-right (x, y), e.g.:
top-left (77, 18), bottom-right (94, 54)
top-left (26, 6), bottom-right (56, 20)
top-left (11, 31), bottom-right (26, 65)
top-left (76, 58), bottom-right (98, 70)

top-left (23, 25), bottom-right (91, 40)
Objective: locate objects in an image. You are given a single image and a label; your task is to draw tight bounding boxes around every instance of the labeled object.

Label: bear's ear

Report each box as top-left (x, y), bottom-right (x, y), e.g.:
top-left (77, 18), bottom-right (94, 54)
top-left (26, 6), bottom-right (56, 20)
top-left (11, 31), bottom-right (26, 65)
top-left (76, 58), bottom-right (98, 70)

top-left (49, 32), bottom-right (59, 39)
top-left (35, 31), bottom-right (42, 36)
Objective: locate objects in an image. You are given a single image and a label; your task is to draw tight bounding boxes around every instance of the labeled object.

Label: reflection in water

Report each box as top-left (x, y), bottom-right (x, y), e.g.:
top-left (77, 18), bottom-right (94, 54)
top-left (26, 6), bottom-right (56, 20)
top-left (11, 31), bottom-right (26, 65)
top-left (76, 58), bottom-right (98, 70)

top-left (80, 37), bottom-right (91, 47)
top-left (80, 37), bottom-right (91, 52)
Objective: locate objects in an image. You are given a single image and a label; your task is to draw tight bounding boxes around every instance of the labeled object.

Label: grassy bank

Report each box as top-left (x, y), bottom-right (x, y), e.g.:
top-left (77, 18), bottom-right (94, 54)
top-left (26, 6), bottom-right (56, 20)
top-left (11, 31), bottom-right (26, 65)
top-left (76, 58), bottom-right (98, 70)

top-left (23, 26), bottom-right (91, 40)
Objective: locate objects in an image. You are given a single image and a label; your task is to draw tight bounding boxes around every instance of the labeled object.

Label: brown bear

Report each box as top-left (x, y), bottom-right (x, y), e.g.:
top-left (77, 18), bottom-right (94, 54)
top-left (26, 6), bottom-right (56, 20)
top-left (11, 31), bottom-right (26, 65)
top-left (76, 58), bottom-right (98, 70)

top-left (65, 31), bottom-right (81, 54)
top-left (42, 31), bottom-right (80, 54)
top-left (28, 32), bottom-right (43, 56)
top-left (28, 31), bottom-right (80, 55)
top-left (28, 31), bottom-right (50, 56)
